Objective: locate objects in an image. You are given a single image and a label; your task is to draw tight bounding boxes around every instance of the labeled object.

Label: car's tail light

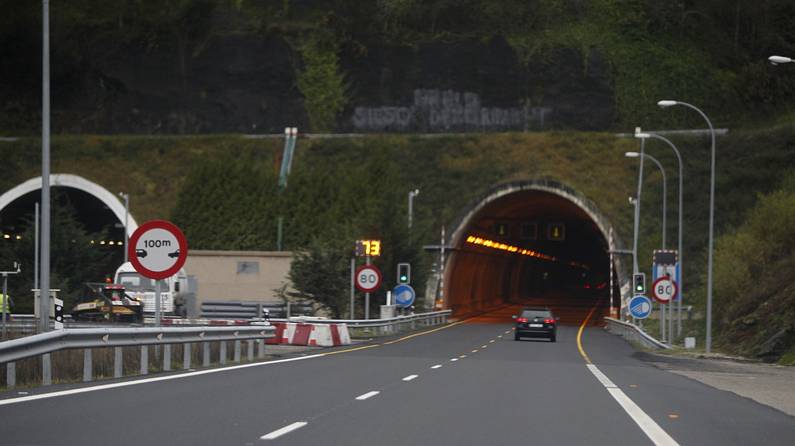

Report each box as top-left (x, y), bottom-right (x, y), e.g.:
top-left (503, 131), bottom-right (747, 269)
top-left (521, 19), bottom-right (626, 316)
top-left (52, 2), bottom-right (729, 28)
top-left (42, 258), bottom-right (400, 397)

top-left (517, 317), bottom-right (528, 323)
top-left (544, 318), bottom-right (555, 324)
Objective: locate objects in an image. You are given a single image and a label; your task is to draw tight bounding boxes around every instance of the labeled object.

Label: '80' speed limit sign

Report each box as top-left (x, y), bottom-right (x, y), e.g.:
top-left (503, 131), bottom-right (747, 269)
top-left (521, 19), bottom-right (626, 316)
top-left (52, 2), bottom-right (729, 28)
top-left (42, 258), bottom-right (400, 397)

top-left (355, 264), bottom-right (382, 293)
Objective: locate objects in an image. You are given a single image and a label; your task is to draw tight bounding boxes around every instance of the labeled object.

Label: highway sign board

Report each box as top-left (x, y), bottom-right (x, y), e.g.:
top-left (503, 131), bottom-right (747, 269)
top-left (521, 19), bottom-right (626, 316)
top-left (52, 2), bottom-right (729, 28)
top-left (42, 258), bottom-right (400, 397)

top-left (652, 277), bottom-right (677, 304)
top-left (129, 220), bottom-right (188, 280)
top-left (629, 295), bottom-right (653, 319)
top-left (355, 264), bottom-right (382, 293)
top-left (393, 284), bottom-right (416, 308)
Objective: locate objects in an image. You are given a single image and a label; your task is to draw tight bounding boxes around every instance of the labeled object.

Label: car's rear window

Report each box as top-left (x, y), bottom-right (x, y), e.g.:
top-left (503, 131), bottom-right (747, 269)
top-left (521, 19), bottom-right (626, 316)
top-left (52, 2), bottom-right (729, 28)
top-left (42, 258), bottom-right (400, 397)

top-left (521, 310), bottom-right (551, 318)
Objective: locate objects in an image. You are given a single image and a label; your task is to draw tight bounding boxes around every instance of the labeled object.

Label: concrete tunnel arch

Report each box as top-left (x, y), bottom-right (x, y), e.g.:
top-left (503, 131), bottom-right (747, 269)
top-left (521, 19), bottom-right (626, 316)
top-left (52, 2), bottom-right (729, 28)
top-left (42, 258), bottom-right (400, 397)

top-left (440, 179), bottom-right (630, 323)
top-left (0, 174), bottom-right (139, 236)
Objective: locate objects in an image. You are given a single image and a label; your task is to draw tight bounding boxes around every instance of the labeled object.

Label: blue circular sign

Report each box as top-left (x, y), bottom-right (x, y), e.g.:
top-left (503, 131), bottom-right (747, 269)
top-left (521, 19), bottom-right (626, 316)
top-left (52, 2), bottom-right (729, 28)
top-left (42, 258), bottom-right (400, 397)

top-left (629, 295), bottom-right (653, 319)
top-left (393, 284), bottom-right (416, 308)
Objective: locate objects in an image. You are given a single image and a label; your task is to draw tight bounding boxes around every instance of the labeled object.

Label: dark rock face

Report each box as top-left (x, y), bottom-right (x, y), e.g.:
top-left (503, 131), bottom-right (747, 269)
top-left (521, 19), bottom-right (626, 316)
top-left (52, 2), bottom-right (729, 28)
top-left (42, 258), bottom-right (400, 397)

top-left (2, 34), bottom-right (614, 134)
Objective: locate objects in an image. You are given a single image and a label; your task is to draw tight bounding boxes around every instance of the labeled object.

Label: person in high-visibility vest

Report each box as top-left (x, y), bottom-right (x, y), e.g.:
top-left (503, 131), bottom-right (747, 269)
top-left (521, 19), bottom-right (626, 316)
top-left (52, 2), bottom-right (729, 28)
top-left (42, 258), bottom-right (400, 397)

top-left (0, 292), bottom-right (12, 314)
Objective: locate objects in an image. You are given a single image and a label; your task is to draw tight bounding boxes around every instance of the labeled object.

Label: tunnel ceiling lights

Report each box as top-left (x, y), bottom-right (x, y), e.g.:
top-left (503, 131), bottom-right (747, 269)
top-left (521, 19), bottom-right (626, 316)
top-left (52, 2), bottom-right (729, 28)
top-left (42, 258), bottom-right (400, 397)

top-left (465, 235), bottom-right (590, 271)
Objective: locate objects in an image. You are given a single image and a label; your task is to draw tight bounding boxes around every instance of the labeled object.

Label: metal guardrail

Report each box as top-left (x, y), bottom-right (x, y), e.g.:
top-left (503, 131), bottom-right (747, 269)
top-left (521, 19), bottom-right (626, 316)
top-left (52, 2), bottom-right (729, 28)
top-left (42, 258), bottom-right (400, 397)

top-left (1, 325), bottom-right (275, 389)
top-left (604, 317), bottom-right (671, 350)
top-left (200, 300), bottom-right (313, 319)
top-left (272, 310), bottom-right (453, 337)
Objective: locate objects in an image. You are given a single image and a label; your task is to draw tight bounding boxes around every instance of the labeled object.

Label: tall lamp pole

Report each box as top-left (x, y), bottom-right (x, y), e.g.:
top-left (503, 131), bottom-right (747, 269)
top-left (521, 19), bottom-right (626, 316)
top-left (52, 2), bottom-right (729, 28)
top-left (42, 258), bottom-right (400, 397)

top-left (631, 137), bottom-right (646, 275)
top-left (39, 0), bottom-right (52, 333)
top-left (119, 192), bottom-right (129, 263)
top-left (627, 151), bottom-right (669, 342)
top-left (658, 99), bottom-right (716, 352)
top-left (636, 130), bottom-right (685, 336)
top-left (408, 189), bottom-right (420, 229)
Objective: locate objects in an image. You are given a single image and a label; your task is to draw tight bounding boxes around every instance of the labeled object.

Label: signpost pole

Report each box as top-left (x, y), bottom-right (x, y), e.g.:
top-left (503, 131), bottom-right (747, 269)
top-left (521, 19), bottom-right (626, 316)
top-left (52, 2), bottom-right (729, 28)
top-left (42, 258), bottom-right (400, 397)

top-left (365, 255), bottom-right (370, 320)
top-left (350, 257), bottom-right (355, 320)
top-left (155, 278), bottom-right (161, 326)
top-left (2, 273), bottom-right (7, 340)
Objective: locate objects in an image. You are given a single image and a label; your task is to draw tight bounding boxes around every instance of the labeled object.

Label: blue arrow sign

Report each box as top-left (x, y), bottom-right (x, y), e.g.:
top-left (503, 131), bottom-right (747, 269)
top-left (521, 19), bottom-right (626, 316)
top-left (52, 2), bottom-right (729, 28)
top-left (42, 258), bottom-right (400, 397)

top-left (393, 284), bottom-right (416, 308)
top-left (629, 295), bottom-right (653, 319)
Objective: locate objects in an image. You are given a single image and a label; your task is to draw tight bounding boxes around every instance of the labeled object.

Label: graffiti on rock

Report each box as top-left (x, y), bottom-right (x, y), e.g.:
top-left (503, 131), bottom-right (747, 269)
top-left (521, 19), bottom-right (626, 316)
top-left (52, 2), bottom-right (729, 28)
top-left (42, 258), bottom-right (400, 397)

top-left (352, 89), bottom-right (551, 132)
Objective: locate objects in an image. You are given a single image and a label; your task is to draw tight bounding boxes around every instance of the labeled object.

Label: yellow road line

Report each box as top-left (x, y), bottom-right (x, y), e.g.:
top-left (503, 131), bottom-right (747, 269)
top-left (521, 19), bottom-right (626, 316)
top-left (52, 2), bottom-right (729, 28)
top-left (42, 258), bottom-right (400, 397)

top-left (382, 320), bottom-right (465, 345)
top-left (322, 344), bottom-right (382, 356)
top-left (576, 300), bottom-right (602, 364)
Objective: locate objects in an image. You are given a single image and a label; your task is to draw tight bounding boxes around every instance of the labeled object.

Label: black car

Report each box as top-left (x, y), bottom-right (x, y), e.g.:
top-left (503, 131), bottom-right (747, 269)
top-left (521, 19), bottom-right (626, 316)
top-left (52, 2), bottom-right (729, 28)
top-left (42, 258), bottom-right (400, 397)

top-left (513, 308), bottom-right (557, 342)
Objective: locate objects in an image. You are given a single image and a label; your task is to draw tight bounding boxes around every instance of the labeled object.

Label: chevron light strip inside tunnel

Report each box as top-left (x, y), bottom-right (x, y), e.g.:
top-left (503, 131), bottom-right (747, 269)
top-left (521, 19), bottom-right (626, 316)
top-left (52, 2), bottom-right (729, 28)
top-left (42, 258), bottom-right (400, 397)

top-left (465, 235), bottom-right (590, 270)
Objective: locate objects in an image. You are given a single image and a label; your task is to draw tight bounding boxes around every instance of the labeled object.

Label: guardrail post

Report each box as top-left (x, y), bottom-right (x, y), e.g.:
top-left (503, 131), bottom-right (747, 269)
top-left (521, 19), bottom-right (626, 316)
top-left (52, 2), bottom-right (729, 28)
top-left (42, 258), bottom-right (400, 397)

top-left (114, 347), bottom-right (123, 378)
top-left (257, 339), bottom-right (265, 358)
top-left (83, 349), bottom-right (92, 382)
top-left (234, 340), bottom-right (241, 363)
top-left (163, 344), bottom-right (172, 371)
top-left (219, 341), bottom-right (227, 365)
top-left (6, 362), bottom-right (15, 389)
top-left (140, 346), bottom-right (148, 375)
top-left (42, 353), bottom-right (52, 386)
top-left (183, 343), bottom-right (191, 370)
top-left (203, 342), bottom-right (210, 367)
top-left (247, 340), bottom-right (253, 361)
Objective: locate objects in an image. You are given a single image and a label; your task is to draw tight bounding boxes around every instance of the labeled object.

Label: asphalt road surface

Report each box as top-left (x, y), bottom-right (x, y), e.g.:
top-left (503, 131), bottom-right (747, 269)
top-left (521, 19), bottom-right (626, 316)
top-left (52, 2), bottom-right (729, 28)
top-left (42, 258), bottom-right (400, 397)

top-left (2, 306), bottom-right (794, 445)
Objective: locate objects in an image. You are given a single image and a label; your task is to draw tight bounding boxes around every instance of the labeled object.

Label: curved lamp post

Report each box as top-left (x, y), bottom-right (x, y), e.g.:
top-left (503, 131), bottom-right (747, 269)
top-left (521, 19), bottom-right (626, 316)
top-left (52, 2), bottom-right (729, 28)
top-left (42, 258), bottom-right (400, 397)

top-left (658, 99), bottom-right (716, 353)
top-left (635, 130), bottom-right (685, 337)
top-left (626, 152), bottom-right (667, 249)
top-left (626, 150), bottom-right (669, 343)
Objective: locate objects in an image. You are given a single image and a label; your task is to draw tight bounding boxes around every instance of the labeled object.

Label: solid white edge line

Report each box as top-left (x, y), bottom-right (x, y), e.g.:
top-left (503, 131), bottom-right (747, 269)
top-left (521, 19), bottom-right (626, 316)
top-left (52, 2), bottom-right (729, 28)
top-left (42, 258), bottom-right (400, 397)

top-left (0, 353), bottom-right (327, 407)
top-left (586, 365), bottom-right (679, 446)
top-left (431, 364), bottom-right (442, 369)
top-left (586, 364), bottom-right (617, 388)
top-left (355, 391), bottom-right (380, 401)
top-left (402, 374), bottom-right (418, 382)
top-left (260, 421), bottom-right (308, 440)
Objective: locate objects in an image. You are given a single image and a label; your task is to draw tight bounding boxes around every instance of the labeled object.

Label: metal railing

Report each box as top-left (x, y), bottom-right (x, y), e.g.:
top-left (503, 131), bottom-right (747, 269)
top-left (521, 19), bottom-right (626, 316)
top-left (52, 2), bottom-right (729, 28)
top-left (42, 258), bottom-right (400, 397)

top-left (272, 310), bottom-right (452, 338)
top-left (200, 300), bottom-right (313, 319)
top-left (604, 317), bottom-right (670, 350)
top-left (1, 325), bottom-right (275, 389)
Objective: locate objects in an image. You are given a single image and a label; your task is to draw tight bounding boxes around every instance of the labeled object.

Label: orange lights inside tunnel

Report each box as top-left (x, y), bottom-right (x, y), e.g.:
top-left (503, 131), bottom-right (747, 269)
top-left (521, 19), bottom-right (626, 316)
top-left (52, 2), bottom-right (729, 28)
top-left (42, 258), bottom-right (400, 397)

top-left (465, 235), bottom-right (590, 270)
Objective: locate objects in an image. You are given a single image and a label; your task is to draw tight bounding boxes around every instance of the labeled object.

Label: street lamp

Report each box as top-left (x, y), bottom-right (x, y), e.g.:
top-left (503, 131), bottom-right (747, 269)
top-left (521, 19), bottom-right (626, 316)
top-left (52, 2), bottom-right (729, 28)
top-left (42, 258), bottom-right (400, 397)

top-left (636, 130), bottom-right (685, 336)
top-left (769, 55), bottom-right (793, 65)
top-left (408, 189), bottom-right (420, 229)
top-left (630, 136), bottom-right (647, 275)
top-left (626, 152), bottom-right (667, 248)
top-left (119, 192), bottom-right (129, 263)
top-left (627, 150), bottom-right (669, 343)
top-left (658, 99), bottom-right (716, 353)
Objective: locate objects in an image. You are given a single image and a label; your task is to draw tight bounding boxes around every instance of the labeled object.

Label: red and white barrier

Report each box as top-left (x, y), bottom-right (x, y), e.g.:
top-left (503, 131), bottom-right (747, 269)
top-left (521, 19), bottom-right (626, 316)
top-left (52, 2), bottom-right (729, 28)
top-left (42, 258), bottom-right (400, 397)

top-left (307, 323), bottom-right (351, 347)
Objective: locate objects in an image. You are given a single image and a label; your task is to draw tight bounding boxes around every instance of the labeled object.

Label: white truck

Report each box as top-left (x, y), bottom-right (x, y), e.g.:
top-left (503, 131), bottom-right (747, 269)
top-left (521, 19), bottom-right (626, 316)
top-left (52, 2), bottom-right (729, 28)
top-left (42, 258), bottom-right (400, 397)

top-left (114, 262), bottom-right (189, 316)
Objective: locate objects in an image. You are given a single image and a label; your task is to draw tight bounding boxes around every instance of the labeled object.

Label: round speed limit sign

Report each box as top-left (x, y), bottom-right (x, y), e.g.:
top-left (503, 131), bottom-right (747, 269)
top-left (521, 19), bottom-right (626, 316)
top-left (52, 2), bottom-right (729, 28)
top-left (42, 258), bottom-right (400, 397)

top-left (355, 264), bottom-right (382, 293)
top-left (652, 276), bottom-right (677, 303)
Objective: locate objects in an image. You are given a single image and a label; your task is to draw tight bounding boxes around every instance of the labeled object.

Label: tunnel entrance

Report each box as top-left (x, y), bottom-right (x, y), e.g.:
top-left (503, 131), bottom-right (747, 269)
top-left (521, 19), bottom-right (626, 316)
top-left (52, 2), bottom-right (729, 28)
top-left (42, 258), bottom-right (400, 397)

top-left (0, 174), bottom-right (138, 290)
top-left (443, 181), bottom-right (623, 325)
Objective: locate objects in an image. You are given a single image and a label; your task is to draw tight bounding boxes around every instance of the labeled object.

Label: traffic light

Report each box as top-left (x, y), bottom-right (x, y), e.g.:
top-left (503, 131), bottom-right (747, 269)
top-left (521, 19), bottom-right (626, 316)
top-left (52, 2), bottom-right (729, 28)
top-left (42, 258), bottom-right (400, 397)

top-left (397, 263), bottom-right (411, 284)
top-left (633, 273), bottom-right (646, 294)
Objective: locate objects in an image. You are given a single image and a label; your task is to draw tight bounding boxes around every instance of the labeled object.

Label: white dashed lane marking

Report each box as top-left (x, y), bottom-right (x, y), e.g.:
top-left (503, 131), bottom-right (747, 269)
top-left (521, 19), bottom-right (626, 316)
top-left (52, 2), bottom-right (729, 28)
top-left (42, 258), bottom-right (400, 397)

top-left (402, 375), bottom-right (418, 382)
top-left (355, 391), bottom-right (380, 401)
top-left (260, 421), bottom-right (308, 440)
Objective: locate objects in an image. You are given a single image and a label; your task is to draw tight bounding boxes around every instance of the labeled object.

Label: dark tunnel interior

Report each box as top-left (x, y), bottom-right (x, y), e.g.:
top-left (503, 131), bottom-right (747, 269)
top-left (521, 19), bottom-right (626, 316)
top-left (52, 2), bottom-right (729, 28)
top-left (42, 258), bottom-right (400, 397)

top-left (445, 190), bottom-right (613, 325)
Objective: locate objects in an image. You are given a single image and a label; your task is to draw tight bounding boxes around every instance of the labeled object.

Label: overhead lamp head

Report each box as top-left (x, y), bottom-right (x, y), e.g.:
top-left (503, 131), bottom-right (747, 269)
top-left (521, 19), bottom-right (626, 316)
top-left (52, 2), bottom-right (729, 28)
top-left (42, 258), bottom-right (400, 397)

top-left (635, 132), bottom-right (651, 138)
top-left (657, 100), bottom-right (677, 108)
top-left (625, 152), bottom-right (640, 158)
top-left (769, 55), bottom-right (793, 65)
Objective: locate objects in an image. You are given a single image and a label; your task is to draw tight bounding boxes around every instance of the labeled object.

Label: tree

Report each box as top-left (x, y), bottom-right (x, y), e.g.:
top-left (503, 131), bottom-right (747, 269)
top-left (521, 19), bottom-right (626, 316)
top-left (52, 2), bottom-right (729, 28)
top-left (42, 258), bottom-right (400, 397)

top-left (288, 236), bottom-right (351, 318)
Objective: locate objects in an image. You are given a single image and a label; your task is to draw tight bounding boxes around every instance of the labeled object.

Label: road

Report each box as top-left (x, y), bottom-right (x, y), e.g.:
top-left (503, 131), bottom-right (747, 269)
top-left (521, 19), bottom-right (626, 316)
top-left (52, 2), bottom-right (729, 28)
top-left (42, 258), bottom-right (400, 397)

top-left (1, 305), bottom-right (794, 445)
